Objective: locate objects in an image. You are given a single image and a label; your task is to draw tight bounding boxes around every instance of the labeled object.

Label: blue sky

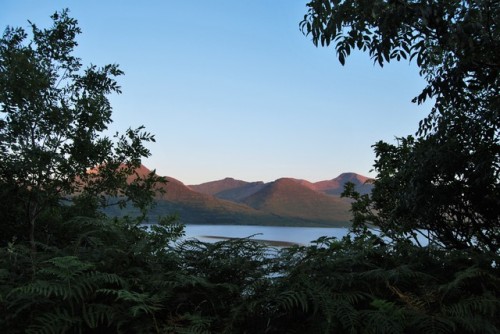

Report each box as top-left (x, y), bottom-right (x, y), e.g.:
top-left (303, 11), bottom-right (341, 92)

top-left (2, 1), bottom-right (430, 184)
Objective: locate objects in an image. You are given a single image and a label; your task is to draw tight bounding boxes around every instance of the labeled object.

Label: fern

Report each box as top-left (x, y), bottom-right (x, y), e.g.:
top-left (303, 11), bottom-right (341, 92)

top-left (408, 314), bottom-right (457, 334)
top-left (98, 288), bottom-right (163, 316)
top-left (359, 308), bottom-right (405, 334)
top-left (388, 284), bottom-right (432, 312)
top-left (164, 313), bottom-right (214, 334)
top-left (81, 303), bottom-right (114, 329)
top-left (14, 279), bottom-right (75, 300)
top-left (444, 295), bottom-right (499, 318)
top-left (25, 308), bottom-right (79, 334)
top-left (330, 299), bottom-right (359, 333)
top-left (275, 290), bottom-right (309, 313)
top-left (439, 265), bottom-right (499, 296)
top-left (451, 315), bottom-right (500, 334)
top-left (2, 215), bottom-right (498, 333)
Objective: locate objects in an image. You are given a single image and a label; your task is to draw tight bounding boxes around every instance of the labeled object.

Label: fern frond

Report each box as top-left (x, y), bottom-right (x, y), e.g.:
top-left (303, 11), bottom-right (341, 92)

top-left (25, 307), bottom-right (79, 334)
top-left (87, 271), bottom-right (126, 287)
top-left (82, 303), bottom-right (113, 329)
top-left (275, 290), bottom-right (309, 312)
top-left (408, 314), bottom-right (456, 334)
top-left (360, 309), bottom-right (405, 334)
top-left (332, 291), bottom-right (369, 305)
top-left (451, 314), bottom-right (500, 334)
top-left (39, 256), bottom-right (94, 281)
top-left (388, 284), bottom-right (430, 312)
top-left (173, 313), bottom-right (213, 334)
top-left (13, 280), bottom-right (70, 299)
top-left (97, 288), bottom-right (163, 317)
top-left (129, 303), bottom-right (162, 317)
top-left (444, 295), bottom-right (499, 318)
top-left (439, 266), bottom-right (496, 296)
top-left (331, 299), bottom-right (359, 333)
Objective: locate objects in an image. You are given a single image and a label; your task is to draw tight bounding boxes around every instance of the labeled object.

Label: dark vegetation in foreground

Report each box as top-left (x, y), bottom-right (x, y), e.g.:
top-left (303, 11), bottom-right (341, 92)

top-left (1, 2), bottom-right (499, 333)
top-left (1, 218), bottom-right (498, 333)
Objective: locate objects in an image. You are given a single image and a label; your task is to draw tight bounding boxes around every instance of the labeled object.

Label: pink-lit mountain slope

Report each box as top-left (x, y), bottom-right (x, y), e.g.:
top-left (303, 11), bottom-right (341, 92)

top-left (313, 173), bottom-right (373, 195)
top-left (189, 178), bottom-right (266, 202)
top-left (241, 178), bottom-right (352, 223)
top-left (150, 175), bottom-right (336, 226)
top-left (110, 166), bottom-right (373, 227)
top-left (155, 176), bottom-right (263, 216)
top-left (191, 173), bottom-right (373, 198)
top-left (188, 177), bottom-right (252, 195)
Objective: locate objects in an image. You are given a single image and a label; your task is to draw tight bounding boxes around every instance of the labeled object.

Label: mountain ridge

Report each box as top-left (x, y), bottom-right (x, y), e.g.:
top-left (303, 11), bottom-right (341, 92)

top-left (189, 172), bottom-right (373, 198)
top-left (116, 166), bottom-right (373, 227)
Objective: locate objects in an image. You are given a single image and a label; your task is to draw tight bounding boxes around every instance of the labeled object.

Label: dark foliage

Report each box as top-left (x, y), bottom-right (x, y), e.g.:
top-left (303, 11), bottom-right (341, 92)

top-left (301, 0), bottom-right (499, 254)
top-left (0, 9), bottom-right (165, 250)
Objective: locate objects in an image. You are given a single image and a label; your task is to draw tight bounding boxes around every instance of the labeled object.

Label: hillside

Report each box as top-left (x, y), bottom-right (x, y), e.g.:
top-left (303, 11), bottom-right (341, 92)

top-left (191, 172), bottom-right (373, 198)
top-left (150, 177), bottom-right (272, 225)
top-left (313, 173), bottom-right (373, 195)
top-left (106, 166), bottom-right (373, 227)
top-left (188, 177), bottom-right (251, 195)
top-left (242, 178), bottom-right (352, 223)
top-left (209, 181), bottom-right (266, 202)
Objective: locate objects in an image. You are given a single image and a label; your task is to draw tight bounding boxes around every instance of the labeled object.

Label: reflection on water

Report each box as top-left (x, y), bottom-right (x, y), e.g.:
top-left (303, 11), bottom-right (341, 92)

top-left (183, 224), bottom-right (350, 246)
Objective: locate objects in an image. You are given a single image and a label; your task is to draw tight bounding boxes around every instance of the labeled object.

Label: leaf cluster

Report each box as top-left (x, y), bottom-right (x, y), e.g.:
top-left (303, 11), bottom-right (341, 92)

top-left (0, 9), bottom-right (166, 249)
top-left (302, 0), bottom-right (500, 255)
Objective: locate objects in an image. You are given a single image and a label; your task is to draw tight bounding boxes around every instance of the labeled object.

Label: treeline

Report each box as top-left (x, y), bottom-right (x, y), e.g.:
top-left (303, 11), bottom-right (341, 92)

top-left (1, 3), bottom-right (499, 333)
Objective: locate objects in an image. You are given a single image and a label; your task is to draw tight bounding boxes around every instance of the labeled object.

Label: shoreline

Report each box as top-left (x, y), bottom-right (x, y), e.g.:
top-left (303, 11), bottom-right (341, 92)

top-left (200, 235), bottom-right (302, 247)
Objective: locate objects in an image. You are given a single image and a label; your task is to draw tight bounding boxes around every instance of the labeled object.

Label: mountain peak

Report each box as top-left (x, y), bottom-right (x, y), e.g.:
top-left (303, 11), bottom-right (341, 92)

top-left (106, 167), bottom-right (372, 227)
top-left (133, 164), bottom-right (152, 177)
top-left (335, 172), bottom-right (371, 184)
top-left (241, 177), bottom-right (351, 222)
top-left (189, 177), bottom-right (251, 195)
top-left (313, 172), bottom-right (373, 195)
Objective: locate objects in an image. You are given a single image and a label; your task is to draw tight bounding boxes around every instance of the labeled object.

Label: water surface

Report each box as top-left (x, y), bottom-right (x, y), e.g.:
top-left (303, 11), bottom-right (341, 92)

top-left (183, 224), bottom-right (350, 245)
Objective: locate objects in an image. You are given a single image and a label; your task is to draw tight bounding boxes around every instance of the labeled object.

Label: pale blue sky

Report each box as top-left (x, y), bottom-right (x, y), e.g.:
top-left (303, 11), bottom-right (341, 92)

top-left (2, 1), bottom-right (430, 184)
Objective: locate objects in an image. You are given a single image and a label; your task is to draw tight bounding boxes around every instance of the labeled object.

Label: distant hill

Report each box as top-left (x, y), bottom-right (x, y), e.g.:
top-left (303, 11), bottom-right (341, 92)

top-left (313, 173), bottom-right (373, 195)
top-left (242, 178), bottom-right (351, 223)
top-left (151, 176), bottom-right (270, 225)
top-left (215, 182), bottom-right (266, 202)
top-left (107, 166), bottom-right (374, 227)
top-left (188, 177), bottom-right (251, 195)
top-left (188, 178), bottom-right (266, 202)
top-left (287, 178), bottom-right (317, 190)
top-left (191, 172), bottom-right (373, 198)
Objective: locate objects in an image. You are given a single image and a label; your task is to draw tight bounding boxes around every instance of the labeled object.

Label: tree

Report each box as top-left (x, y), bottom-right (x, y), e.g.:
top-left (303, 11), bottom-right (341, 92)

top-left (301, 0), bottom-right (499, 253)
top-left (0, 10), bottom-right (164, 250)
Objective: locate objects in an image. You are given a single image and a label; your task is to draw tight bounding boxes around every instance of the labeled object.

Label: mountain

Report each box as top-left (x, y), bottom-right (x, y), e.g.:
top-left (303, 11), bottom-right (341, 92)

top-left (313, 173), bottom-right (373, 195)
top-left (242, 178), bottom-right (351, 223)
top-left (150, 176), bottom-right (270, 225)
top-left (107, 166), bottom-right (374, 227)
top-left (191, 173), bottom-right (373, 198)
top-left (143, 174), bottom-right (332, 226)
top-left (188, 177), bottom-right (250, 195)
top-left (190, 178), bottom-right (266, 202)
top-left (215, 182), bottom-right (266, 202)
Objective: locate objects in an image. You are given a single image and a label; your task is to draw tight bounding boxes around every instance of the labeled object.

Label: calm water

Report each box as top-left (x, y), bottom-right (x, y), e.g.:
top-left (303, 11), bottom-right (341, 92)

top-left (183, 224), bottom-right (350, 245)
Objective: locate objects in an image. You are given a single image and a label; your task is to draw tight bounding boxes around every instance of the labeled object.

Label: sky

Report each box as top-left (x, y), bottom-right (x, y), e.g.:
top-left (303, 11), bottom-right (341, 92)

top-left (1, 1), bottom-right (431, 185)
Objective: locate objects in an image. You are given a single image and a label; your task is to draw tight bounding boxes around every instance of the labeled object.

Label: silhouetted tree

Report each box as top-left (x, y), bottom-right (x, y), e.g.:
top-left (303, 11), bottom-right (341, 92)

top-left (301, 0), bottom-right (499, 253)
top-left (0, 9), bottom-right (164, 250)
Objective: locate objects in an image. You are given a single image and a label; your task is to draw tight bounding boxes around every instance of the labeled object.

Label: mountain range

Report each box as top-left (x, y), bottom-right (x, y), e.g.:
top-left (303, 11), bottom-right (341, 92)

top-left (120, 166), bottom-right (373, 227)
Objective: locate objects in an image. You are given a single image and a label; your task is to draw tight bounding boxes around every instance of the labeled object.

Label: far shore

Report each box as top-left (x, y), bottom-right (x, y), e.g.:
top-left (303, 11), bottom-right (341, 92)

top-left (200, 235), bottom-right (303, 247)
